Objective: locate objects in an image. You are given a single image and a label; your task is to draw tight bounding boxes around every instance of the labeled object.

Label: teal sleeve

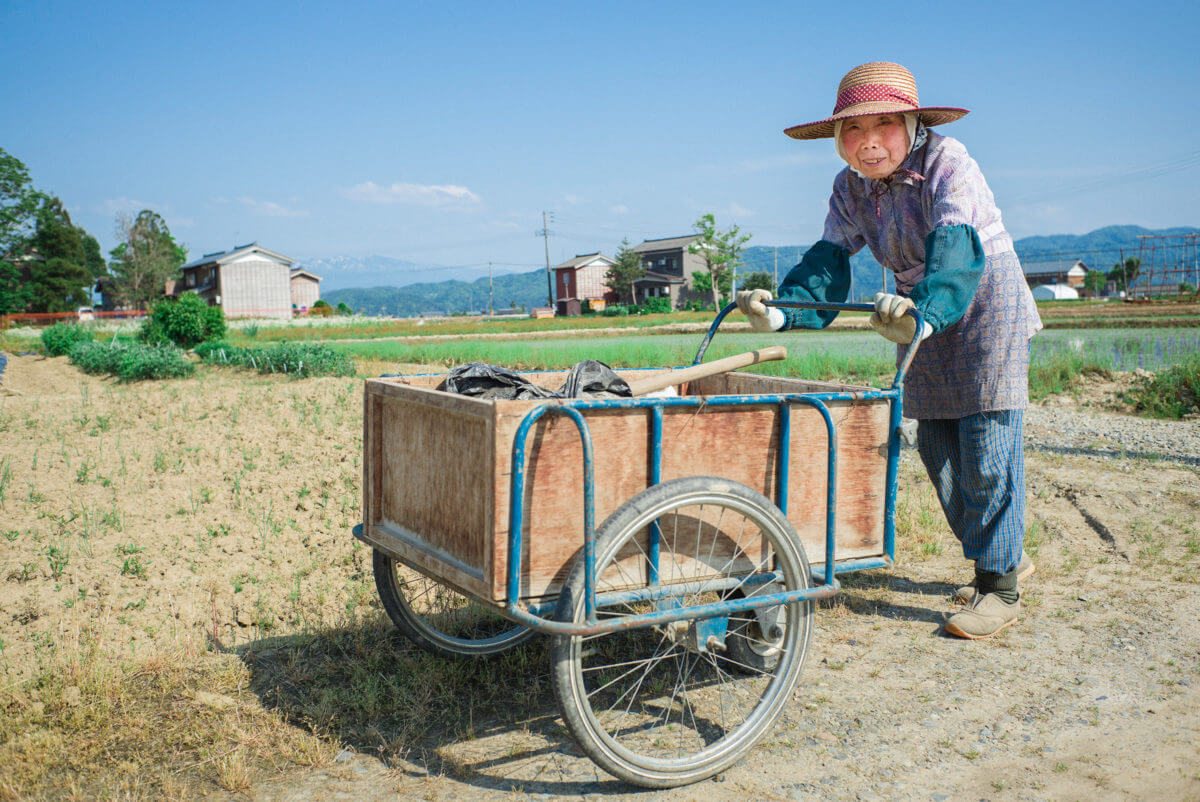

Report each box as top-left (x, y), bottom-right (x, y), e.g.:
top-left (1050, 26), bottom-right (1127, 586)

top-left (909, 224), bottom-right (985, 334)
top-left (775, 240), bottom-right (851, 330)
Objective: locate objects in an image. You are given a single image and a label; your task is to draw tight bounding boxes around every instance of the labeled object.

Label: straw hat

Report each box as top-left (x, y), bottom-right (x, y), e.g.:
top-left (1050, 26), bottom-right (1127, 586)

top-left (784, 62), bottom-right (968, 140)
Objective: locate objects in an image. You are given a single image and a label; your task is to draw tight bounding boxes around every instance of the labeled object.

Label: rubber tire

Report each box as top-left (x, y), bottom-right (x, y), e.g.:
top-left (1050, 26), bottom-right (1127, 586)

top-left (551, 477), bottom-right (813, 788)
top-left (372, 549), bottom-right (534, 658)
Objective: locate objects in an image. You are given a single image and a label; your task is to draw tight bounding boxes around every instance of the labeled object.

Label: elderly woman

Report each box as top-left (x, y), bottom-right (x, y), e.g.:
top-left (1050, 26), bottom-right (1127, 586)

top-left (738, 62), bottom-right (1040, 639)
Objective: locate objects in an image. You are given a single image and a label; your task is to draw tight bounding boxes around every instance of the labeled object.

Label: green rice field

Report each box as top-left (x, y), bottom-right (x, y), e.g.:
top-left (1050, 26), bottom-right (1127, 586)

top-left (333, 326), bottom-right (1200, 378)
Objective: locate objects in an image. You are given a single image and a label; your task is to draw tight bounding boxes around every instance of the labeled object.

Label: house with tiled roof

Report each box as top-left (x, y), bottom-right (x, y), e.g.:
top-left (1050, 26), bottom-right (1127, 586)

top-left (176, 242), bottom-right (318, 319)
top-left (552, 252), bottom-right (616, 316)
top-left (631, 234), bottom-right (706, 308)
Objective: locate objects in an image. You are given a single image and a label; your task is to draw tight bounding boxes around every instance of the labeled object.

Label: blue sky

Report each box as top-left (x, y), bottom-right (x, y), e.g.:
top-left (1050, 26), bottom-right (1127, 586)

top-left (4, 0), bottom-right (1198, 278)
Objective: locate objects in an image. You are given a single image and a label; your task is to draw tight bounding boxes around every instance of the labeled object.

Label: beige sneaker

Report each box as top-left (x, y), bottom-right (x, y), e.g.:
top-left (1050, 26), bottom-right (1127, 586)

top-left (945, 592), bottom-right (1020, 639)
top-left (953, 551), bottom-right (1035, 605)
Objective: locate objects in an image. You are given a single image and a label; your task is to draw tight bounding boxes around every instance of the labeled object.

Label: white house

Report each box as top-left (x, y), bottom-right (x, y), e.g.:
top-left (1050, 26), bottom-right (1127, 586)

top-left (289, 268), bottom-right (323, 312)
top-left (177, 242), bottom-right (318, 319)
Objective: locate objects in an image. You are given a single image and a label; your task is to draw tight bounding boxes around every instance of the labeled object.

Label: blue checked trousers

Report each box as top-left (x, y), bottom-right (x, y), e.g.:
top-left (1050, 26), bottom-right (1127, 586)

top-left (916, 410), bottom-right (1026, 575)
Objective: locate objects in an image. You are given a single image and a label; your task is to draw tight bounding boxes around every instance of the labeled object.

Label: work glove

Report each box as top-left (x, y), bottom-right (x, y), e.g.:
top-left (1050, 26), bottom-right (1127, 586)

top-left (869, 292), bottom-right (933, 344)
top-left (736, 289), bottom-right (784, 332)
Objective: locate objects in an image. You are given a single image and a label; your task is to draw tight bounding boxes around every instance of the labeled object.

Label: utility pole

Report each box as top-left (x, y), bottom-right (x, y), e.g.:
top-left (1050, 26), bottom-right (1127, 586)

top-left (488, 261), bottom-right (494, 316)
top-left (1119, 247), bottom-right (1127, 298)
top-left (537, 211), bottom-right (554, 308)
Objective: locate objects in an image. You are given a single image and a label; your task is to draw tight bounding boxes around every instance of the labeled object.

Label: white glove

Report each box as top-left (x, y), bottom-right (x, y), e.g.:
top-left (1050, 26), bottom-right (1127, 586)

top-left (736, 289), bottom-right (784, 332)
top-left (869, 292), bottom-right (932, 344)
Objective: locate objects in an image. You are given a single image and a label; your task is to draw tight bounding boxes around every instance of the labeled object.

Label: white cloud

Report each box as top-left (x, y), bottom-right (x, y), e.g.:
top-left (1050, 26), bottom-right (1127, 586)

top-left (172, 217), bottom-right (197, 228)
top-left (342, 181), bottom-right (481, 206)
top-left (563, 193), bottom-right (582, 205)
top-left (609, 204), bottom-right (630, 215)
top-left (238, 197), bottom-right (309, 217)
top-left (100, 197), bottom-right (155, 216)
top-left (724, 203), bottom-right (755, 219)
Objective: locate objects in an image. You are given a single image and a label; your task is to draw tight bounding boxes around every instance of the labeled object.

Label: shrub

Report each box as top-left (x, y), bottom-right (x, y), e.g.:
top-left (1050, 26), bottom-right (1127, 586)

top-left (70, 341), bottom-right (195, 381)
top-left (69, 341), bottom-right (124, 375)
top-left (638, 297), bottom-right (672, 315)
top-left (309, 300), bottom-right (334, 317)
top-left (336, 302), bottom-right (353, 316)
top-left (1120, 352), bottom-right (1200, 419)
top-left (602, 305), bottom-right (630, 317)
top-left (140, 293), bottom-right (226, 349)
top-left (41, 322), bottom-right (93, 356)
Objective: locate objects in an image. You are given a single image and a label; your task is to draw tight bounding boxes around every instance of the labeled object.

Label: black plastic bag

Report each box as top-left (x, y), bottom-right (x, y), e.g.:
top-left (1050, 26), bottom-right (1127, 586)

top-left (436, 363), bottom-right (560, 400)
top-left (557, 359), bottom-right (631, 398)
top-left (436, 360), bottom-right (632, 400)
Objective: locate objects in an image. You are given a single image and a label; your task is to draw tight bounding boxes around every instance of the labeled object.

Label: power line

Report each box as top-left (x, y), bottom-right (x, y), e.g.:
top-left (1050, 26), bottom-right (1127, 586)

top-left (1005, 149), bottom-right (1200, 205)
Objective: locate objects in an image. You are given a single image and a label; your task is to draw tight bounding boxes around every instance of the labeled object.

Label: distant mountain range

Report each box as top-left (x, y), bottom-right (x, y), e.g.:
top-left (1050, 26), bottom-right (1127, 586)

top-left (301, 254), bottom-right (523, 292)
top-left (321, 225), bottom-right (1199, 317)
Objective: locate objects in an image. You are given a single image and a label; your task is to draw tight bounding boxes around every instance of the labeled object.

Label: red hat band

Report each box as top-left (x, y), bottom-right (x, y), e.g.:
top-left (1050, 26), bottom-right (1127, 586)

top-left (833, 83), bottom-right (919, 114)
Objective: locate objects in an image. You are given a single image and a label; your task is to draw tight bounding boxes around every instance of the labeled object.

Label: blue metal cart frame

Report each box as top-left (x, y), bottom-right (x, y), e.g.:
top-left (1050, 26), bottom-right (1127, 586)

top-left (493, 299), bottom-right (922, 636)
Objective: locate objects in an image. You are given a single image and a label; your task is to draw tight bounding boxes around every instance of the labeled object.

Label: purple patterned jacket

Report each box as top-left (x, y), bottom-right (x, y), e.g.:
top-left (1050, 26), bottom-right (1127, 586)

top-left (822, 130), bottom-right (1041, 418)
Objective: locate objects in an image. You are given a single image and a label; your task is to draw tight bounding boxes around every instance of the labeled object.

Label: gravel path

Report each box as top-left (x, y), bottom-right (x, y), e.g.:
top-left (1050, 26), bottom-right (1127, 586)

top-left (1024, 405), bottom-right (1200, 466)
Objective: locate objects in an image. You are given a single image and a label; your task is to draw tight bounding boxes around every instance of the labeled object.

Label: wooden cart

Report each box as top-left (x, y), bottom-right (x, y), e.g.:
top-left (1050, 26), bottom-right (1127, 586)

top-left (353, 301), bottom-right (920, 788)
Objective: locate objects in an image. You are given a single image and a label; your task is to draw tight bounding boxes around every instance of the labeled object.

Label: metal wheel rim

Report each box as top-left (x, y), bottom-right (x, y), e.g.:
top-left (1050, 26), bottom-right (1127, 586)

top-left (561, 487), bottom-right (810, 778)
top-left (382, 557), bottom-right (530, 652)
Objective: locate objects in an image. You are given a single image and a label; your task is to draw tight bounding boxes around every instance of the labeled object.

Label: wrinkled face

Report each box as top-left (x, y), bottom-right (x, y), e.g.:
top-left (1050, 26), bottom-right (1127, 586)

top-left (839, 113), bottom-right (910, 180)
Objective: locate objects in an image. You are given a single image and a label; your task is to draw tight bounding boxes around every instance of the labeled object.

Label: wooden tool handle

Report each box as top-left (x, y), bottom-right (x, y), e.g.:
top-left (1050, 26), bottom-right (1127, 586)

top-left (626, 345), bottom-right (787, 397)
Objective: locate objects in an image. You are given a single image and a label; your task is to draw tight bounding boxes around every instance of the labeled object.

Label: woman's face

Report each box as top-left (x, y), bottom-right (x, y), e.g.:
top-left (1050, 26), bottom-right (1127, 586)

top-left (839, 114), bottom-right (910, 180)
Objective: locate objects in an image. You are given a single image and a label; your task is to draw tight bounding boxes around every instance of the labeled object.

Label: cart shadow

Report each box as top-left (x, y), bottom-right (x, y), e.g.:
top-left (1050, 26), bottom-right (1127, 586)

top-left (235, 621), bottom-right (649, 796)
top-left (823, 570), bottom-right (961, 627)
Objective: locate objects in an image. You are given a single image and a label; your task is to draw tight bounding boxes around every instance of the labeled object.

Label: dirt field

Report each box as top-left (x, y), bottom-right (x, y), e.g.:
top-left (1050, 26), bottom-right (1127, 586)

top-left (1, 354), bottom-right (1197, 800)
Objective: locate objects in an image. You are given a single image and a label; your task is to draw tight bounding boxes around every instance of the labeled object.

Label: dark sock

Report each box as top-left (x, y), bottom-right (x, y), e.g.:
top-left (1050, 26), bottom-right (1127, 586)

top-left (975, 568), bottom-right (1019, 604)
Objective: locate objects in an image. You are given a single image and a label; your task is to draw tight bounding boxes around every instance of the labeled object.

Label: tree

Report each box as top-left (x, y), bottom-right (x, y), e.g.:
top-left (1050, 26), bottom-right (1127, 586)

top-left (688, 213), bottom-right (751, 310)
top-left (0, 148), bottom-right (42, 259)
top-left (604, 238), bottom-right (645, 305)
top-left (0, 259), bottom-right (30, 314)
top-left (1083, 269), bottom-right (1107, 295)
top-left (108, 210), bottom-right (187, 310)
top-left (25, 196), bottom-right (93, 312)
top-left (740, 270), bottom-right (775, 293)
top-left (1107, 257), bottom-right (1141, 295)
top-left (81, 232), bottom-right (106, 281)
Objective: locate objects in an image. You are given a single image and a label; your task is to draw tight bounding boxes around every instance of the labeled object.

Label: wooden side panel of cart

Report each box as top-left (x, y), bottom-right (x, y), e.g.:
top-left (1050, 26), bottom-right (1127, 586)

top-left (362, 369), bottom-right (890, 604)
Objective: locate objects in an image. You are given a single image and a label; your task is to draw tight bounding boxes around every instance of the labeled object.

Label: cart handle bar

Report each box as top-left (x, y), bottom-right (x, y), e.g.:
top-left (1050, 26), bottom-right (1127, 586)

top-left (693, 301), bottom-right (924, 389)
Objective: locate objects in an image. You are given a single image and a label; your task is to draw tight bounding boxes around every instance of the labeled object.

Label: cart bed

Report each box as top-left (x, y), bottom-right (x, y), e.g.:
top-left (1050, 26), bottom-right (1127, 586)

top-left (361, 367), bottom-right (891, 603)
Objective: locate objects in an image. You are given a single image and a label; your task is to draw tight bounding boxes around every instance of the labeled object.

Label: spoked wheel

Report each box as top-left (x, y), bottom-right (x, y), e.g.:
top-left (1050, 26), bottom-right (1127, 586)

top-left (551, 477), bottom-right (813, 788)
top-left (372, 549), bottom-right (534, 658)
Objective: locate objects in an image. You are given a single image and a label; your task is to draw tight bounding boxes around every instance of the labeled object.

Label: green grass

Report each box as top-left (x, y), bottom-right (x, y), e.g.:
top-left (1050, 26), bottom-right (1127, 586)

top-left (1119, 351), bottom-right (1200, 419)
top-left (1027, 353), bottom-right (1112, 401)
top-left (338, 331), bottom-right (899, 386)
top-left (196, 341), bottom-right (356, 378)
top-left (334, 326), bottom-right (1200, 402)
top-left (220, 310), bottom-right (718, 345)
